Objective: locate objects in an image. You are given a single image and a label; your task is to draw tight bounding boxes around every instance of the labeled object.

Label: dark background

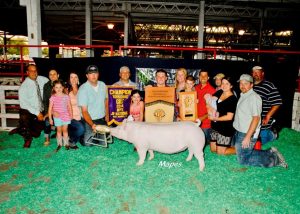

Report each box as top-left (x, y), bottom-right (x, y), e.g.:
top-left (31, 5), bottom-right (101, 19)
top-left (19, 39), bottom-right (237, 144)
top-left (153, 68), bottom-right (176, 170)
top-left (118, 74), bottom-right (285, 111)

top-left (34, 56), bottom-right (299, 129)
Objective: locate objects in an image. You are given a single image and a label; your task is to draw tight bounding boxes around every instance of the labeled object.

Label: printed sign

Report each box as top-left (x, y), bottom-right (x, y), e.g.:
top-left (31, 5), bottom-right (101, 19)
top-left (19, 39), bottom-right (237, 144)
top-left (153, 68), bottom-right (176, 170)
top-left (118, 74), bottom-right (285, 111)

top-left (107, 86), bottom-right (133, 125)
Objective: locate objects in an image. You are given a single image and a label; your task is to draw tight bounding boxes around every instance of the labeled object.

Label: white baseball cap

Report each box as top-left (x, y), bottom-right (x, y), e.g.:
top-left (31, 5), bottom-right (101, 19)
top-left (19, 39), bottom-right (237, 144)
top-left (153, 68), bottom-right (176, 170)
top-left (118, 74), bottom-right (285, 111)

top-left (237, 74), bottom-right (253, 83)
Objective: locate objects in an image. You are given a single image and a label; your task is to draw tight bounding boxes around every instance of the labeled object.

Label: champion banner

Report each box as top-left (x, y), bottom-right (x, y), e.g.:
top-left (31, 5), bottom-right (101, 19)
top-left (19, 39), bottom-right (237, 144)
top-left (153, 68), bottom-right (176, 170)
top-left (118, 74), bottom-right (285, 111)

top-left (107, 86), bottom-right (134, 125)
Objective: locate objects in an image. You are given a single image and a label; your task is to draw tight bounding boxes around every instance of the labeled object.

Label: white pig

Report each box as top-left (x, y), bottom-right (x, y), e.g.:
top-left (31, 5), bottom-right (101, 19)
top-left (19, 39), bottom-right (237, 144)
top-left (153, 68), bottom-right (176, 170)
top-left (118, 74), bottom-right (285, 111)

top-left (110, 120), bottom-right (205, 171)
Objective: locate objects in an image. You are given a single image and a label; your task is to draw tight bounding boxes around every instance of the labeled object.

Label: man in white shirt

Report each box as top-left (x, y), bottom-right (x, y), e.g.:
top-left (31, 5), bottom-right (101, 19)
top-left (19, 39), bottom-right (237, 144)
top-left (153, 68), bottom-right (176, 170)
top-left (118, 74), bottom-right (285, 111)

top-left (9, 64), bottom-right (48, 148)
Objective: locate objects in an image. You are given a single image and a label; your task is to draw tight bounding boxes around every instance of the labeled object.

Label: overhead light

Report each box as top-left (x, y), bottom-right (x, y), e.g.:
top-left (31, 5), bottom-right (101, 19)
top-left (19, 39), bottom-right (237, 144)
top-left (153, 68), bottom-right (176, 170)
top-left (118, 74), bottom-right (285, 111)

top-left (107, 23), bottom-right (114, 29)
top-left (275, 30), bottom-right (292, 37)
top-left (238, 30), bottom-right (245, 36)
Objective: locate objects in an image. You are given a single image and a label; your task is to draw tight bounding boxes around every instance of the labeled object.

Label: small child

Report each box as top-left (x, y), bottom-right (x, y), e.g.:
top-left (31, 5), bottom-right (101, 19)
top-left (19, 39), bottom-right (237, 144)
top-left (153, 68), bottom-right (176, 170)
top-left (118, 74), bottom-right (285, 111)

top-left (177, 75), bottom-right (198, 121)
top-left (204, 93), bottom-right (219, 119)
top-left (129, 90), bottom-right (144, 122)
top-left (48, 80), bottom-right (72, 152)
top-left (183, 75), bottom-right (196, 92)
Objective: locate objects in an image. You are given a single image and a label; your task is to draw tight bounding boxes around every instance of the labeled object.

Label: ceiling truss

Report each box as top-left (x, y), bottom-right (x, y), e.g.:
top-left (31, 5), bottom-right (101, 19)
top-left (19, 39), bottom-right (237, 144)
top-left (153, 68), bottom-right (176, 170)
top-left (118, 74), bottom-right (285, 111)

top-left (0, 0), bottom-right (299, 49)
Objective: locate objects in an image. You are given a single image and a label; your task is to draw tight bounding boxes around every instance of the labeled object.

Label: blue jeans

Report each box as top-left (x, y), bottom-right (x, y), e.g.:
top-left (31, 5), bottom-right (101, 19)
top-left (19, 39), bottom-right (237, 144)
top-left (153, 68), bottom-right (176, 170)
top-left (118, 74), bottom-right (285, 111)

top-left (260, 129), bottom-right (276, 145)
top-left (202, 128), bottom-right (212, 145)
top-left (83, 118), bottom-right (106, 146)
top-left (233, 131), bottom-right (279, 167)
top-left (68, 119), bottom-right (85, 146)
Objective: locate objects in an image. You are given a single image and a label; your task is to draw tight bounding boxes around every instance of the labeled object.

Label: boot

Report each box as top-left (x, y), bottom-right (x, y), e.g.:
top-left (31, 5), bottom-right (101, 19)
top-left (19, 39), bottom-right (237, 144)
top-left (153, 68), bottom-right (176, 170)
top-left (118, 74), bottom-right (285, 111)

top-left (56, 137), bottom-right (63, 146)
top-left (9, 127), bottom-right (20, 135)
top-left (55, 145), bottom-right (62, 152)
top-left (23, 139), bottom-right (32, 148)
top-left (55, 137), bottom-right (62, 152)
top-left (63, 137), bottom-right (70, 150)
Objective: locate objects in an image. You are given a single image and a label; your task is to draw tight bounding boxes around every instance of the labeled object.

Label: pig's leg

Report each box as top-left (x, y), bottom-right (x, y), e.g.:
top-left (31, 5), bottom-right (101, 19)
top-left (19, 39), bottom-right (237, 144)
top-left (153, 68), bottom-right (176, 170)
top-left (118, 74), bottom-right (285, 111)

top-left (194, 151), bottom-right (205, 171)
top-left (148, 150), bottom-right (154, 160)
top-left (136, 149), bottom-right (147, 166)
top-left (186, 149), bottom-right (193, 161)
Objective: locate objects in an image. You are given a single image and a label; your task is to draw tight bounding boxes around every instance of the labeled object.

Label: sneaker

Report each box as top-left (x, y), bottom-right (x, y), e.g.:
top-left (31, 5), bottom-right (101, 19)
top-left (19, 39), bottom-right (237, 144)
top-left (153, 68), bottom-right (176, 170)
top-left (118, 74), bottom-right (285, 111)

top-left (270, 147), bottom-right (288, 168)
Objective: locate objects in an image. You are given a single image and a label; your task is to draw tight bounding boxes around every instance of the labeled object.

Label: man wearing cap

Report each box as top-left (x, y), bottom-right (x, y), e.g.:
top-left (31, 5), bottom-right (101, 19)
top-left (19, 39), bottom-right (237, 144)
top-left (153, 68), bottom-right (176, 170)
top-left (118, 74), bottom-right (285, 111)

top-left (232, 74), bottom-right (287, 168)
top-left (113, 66), bottom-right (136, 87)
top-left (213, 73), bottom-right (225, 91)
top-left (78, 65), bottom-right (108, 146)
top-left (251, 66), bottom-right (282, 144)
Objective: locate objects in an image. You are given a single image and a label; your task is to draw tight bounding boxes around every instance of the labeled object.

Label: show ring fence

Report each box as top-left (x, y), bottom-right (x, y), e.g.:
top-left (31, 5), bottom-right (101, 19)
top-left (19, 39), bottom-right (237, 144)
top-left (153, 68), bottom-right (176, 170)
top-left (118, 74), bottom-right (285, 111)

top-left (0, 85), bottom-right (20, 131)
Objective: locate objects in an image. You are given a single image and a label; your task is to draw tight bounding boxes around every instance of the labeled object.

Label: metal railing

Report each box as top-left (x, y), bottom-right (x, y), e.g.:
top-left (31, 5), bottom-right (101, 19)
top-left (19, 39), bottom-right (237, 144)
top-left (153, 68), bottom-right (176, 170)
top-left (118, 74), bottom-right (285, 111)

top-left (0, 44), bottom-right (114, 80)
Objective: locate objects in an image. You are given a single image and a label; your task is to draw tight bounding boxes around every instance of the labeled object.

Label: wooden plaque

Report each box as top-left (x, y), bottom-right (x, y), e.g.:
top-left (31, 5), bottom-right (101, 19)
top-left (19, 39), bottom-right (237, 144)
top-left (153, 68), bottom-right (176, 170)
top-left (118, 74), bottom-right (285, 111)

top-left (145, 87), bottom-right (175, 123)
top-left (179, 91), bottom-right (198, 121)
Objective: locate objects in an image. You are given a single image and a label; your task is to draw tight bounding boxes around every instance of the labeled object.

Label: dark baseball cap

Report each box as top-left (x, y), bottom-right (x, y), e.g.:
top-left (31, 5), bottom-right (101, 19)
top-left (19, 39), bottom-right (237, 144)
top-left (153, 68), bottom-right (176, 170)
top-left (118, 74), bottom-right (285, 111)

top-left (86, 65), bottom-right (99, 74)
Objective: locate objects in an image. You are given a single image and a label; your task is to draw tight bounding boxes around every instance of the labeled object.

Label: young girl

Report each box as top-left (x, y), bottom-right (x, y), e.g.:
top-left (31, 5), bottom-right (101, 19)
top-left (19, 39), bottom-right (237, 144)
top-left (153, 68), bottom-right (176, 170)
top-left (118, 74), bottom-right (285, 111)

top-left (177, 75), bottom-right (198, 121)
top-left (129, 90), bottom-right (144, 122)
top-left (48, 80), bottom-right (72, 152)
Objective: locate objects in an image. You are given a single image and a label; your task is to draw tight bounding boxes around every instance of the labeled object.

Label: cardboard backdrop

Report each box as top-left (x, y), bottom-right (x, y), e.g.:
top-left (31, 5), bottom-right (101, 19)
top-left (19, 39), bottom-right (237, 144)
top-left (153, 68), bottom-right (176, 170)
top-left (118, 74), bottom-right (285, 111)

top-left (34, 56), bottom-right (299, 128)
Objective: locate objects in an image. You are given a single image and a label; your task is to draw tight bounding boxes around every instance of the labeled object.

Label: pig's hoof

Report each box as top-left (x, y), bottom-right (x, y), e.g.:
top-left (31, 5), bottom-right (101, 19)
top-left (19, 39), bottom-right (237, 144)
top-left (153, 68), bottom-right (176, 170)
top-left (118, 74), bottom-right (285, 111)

top-left (148, 157), bottom-right (154, 161)
top-left (199, 166), bottom-right (205, 171)
top-left (136, 162), bottom-right (144, 166)
top-left (186, 153), bottom-right (193, 161)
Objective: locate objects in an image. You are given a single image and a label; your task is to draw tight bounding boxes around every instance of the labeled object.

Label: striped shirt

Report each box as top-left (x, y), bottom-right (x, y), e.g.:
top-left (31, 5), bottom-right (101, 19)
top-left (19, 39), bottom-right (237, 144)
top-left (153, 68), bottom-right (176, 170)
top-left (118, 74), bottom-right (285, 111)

top-left (50, 94), bottom-right (71, 122)
top-left (253, 80), bottom-right (282, 130)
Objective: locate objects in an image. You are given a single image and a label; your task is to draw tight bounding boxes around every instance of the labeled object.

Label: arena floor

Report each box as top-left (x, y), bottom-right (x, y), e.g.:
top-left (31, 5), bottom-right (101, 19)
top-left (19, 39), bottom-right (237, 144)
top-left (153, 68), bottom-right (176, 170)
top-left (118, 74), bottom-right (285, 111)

top-left (0, 128), bottom-right (299, 213)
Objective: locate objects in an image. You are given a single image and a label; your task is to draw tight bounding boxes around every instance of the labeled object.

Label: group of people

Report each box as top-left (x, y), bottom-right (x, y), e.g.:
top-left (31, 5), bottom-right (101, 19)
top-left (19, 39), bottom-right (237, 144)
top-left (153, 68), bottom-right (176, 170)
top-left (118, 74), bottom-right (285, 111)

top-left (9, 63), bottom-right (287, 168)
top-left (194, 67), bottom-right (287, 168)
